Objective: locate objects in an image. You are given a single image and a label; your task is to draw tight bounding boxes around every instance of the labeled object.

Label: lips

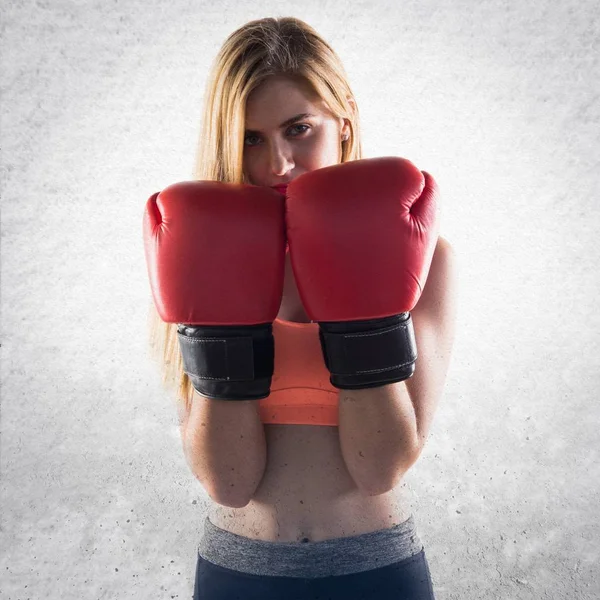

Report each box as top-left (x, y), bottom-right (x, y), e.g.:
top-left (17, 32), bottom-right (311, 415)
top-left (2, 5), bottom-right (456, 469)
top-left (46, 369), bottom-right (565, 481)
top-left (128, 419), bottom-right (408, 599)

top-left (271, 184), bottom-right (289, 194)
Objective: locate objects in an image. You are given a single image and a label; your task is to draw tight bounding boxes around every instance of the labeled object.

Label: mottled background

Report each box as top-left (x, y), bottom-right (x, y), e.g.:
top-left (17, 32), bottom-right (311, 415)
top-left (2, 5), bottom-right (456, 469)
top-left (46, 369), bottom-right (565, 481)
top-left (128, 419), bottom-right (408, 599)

top-left (2, 0), bottom-right (599, 598)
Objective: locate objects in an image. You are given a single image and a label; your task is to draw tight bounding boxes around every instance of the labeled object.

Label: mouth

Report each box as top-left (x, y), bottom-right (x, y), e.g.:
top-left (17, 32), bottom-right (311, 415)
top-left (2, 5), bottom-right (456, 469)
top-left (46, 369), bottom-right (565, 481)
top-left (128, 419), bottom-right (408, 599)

top-left (271, 184), bottom-right (289, 194)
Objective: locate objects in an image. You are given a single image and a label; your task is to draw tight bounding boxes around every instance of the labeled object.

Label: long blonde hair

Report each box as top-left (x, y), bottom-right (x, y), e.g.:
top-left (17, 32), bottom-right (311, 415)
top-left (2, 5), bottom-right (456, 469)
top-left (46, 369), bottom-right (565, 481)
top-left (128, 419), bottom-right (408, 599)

top-left (147, 17), bottom-right (363, 417)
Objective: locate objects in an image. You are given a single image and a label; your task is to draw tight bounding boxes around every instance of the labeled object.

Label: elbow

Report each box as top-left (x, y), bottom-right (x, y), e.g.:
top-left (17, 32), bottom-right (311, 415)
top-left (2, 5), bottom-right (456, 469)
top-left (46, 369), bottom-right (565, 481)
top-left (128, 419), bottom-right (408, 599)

top-left (185, 454), bottom-right (262, 509)
top-left (211, 493), bottom-right (251, 509)
top-left (209, 481), bottom-right (255, 509)
top-left (188, 465), bottom-right (262, 509)
top-left (356, 450), bottom-right (422, 497)
top-left (349, 467), bottom-right (395, 497)
top-left (356, 480), bottom-right (394, 497)
top-left (357, 471), bottom-right (404, 496)
top-left (199, 457), bottom-right (266, 509)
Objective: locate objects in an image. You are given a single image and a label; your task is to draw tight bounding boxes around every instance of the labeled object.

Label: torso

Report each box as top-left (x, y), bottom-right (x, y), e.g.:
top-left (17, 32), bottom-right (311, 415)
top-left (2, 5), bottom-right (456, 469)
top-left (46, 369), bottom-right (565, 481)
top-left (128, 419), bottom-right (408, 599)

top-left (209, 251), bottom-right (418, 543)
top-left (209, 423), bottom-right (416, 543)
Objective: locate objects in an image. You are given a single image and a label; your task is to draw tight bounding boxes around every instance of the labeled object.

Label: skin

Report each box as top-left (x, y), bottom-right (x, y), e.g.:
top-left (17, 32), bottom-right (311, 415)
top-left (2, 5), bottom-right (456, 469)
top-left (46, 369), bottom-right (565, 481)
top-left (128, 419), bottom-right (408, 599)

top-left (243, 74), bottom-right (352, 186)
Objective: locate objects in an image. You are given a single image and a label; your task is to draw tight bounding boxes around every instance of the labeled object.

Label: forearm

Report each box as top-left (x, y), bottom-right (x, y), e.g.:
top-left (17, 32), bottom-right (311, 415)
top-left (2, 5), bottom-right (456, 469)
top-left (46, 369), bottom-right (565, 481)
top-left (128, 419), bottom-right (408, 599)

top-left (338, 382), bottom-right (420, 495)
top-left (183, 394), bottom-right (267, 508)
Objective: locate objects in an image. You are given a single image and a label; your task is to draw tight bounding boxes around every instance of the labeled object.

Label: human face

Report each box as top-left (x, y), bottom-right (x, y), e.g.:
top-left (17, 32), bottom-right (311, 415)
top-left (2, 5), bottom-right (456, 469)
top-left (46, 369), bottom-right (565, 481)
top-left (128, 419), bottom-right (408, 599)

top-left (243, 75), bottom-right (350, 189)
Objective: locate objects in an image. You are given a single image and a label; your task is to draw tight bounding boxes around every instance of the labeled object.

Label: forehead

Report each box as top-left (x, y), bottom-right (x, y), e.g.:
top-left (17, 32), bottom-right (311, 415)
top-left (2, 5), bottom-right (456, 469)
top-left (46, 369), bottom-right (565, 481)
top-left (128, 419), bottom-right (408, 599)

top-left (245, 76), bottom-right (331, 126)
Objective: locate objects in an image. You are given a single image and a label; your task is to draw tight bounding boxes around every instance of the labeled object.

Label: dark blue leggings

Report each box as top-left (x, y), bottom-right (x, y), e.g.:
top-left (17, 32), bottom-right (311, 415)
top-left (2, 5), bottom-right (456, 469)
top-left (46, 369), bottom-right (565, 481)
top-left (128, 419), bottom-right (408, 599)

top-left (193, 548), bottom-right (435, 599)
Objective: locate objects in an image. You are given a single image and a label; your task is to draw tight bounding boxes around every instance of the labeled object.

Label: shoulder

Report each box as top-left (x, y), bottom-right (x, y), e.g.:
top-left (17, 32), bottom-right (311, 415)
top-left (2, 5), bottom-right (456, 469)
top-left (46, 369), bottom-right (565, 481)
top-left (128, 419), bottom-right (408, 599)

top-left (413, 235), bottom-right (458, 325)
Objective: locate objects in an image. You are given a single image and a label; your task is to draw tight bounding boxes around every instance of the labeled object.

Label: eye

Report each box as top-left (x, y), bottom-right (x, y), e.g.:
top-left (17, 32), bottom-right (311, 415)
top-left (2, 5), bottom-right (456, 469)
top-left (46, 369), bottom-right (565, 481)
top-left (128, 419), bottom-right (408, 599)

top-left (244, 133), bottom-right (261, 147)
top-left (289, 124), bottom-right (310, 136)
top-left (243, 124), bottom-right (311, 147)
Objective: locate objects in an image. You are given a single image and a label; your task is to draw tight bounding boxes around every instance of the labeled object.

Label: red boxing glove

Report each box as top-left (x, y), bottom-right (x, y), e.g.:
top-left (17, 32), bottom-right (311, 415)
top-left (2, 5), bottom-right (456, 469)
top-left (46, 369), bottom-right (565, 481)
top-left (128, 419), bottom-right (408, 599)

top-left (285, 157), bottom-right (440, 389)
top-left (143, 181), bottom-right (286, 400)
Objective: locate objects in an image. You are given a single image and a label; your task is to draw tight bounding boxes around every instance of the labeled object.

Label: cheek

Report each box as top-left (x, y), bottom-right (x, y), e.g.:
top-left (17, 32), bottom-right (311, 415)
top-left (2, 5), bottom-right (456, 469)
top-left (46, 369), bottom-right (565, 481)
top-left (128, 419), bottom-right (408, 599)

top-left (296, 133), bottom-right (339, 168)
top-left (242, 151), bottom-right (263, 178)
top-left (241, 157), bottom-right (259, 186)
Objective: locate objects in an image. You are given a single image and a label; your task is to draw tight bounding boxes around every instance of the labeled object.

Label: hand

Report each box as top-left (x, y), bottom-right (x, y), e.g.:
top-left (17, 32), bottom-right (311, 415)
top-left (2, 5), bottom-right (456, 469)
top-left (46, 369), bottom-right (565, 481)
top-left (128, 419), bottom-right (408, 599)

top-left (285, 156), bottom-right (440, 389)
top-left (143, 180), bottom-right (286, 399)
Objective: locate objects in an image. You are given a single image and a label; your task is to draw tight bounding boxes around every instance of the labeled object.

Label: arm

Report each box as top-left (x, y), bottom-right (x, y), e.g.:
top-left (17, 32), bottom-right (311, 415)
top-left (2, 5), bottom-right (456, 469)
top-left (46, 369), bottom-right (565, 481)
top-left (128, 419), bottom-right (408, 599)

top-left (339, 383), bottom-right (418, 496)
top-left (142, 181), bottom-right (283, 509)
top-left (338, 238), bottom-right (458, 494)
top-left (179, 394), bottom-right (267, 508)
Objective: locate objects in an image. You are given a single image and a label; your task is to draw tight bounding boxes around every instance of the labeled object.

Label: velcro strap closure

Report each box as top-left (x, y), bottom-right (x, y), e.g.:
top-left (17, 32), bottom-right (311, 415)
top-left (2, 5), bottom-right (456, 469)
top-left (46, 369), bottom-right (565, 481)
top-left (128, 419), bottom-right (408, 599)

top-left (178, 333), bottom-right (255, 381)
top-left (320, 314), bottom-right (417, 376)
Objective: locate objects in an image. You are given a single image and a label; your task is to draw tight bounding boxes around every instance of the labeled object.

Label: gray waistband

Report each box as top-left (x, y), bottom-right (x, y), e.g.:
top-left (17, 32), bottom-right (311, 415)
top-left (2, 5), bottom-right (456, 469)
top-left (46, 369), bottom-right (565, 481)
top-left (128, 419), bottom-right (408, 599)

top-left (198, 514), bottom-right (423, 578)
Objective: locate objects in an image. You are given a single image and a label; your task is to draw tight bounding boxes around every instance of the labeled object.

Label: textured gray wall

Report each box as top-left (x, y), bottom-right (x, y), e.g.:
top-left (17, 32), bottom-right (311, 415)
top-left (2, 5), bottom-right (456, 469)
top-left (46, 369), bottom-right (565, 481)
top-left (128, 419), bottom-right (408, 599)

top-left (2, 0), bottom-right (599, 598)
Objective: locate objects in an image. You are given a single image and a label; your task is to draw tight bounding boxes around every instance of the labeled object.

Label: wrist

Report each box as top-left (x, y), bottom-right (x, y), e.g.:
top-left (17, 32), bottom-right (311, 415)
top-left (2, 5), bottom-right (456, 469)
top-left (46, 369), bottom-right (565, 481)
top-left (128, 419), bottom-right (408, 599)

top-left (177, 323), bottom-right (274, 400)
top-left (318, 314), bottom-right (417, 389)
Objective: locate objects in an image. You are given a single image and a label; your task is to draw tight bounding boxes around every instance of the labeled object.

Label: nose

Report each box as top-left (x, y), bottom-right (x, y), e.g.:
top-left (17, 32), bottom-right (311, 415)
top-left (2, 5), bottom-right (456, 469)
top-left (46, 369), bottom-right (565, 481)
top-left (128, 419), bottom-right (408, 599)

top-left (269, 140), bottom-right (294, 177)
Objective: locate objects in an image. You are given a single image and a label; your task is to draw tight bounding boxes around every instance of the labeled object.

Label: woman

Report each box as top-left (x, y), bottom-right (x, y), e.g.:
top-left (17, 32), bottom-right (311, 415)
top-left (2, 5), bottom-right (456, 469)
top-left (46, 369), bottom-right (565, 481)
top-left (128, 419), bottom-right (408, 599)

top-left (145, 16), bottom-right (457, 600)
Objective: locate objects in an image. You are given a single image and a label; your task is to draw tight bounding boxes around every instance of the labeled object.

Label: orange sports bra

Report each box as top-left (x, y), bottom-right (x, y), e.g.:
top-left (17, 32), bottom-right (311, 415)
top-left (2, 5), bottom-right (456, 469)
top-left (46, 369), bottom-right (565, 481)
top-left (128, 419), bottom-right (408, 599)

top-left (258, 317), bottom-right (339, 426)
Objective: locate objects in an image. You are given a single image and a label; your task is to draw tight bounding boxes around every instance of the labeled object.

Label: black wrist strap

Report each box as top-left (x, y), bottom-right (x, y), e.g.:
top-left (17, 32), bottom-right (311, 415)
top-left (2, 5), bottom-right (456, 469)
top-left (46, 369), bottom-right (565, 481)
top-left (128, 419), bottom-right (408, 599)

top-left (318, 313), bottom-right (417, 389)
top-left (177, 323), bottom-right (274, 400)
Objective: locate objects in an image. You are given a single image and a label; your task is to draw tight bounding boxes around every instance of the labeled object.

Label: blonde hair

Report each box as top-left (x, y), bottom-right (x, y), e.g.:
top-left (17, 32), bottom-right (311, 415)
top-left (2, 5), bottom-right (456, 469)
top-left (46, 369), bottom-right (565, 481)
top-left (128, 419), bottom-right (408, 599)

top-left (147, 17), bottom-right (363, 417)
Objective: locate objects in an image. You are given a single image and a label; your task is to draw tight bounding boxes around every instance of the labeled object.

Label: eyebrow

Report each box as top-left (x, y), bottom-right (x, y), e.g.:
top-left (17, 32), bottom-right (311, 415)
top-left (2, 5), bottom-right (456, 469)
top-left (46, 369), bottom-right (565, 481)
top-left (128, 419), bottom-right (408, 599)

top-left (244, 113), bottom-right (315, 134)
